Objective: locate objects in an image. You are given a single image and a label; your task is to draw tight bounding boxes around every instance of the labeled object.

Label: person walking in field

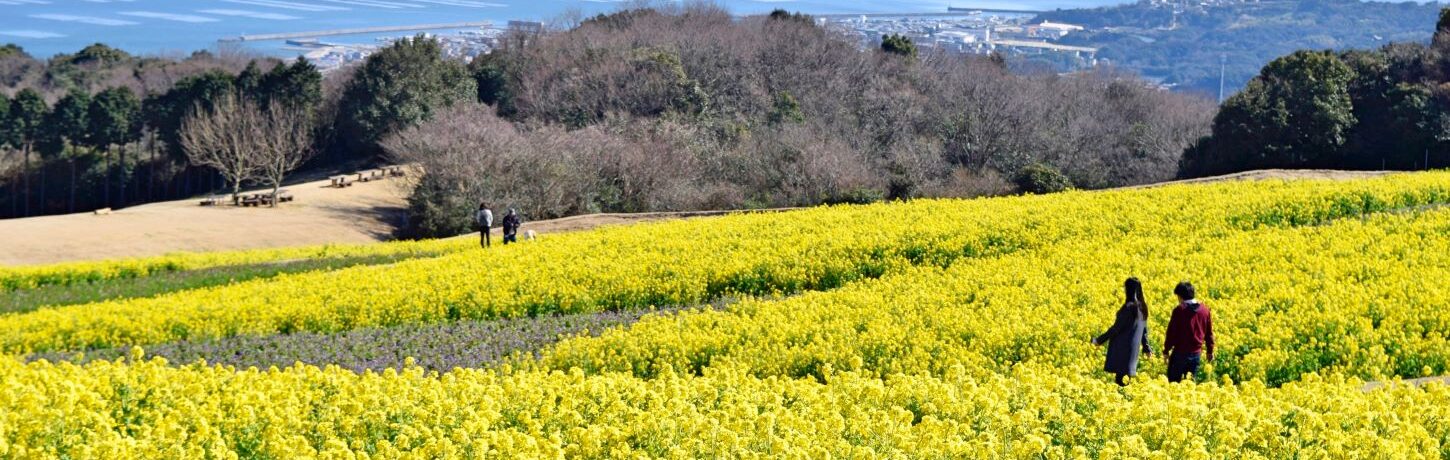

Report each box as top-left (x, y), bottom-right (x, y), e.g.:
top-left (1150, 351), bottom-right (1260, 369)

top-left (1163, 281), bottom-right (1215, 383)
top-left (475, 202), bottom-right (494, 248)
top-left (501, 208), bottom-right (522, 244)
top-left (1093, 277), bottom-right (1153, 386)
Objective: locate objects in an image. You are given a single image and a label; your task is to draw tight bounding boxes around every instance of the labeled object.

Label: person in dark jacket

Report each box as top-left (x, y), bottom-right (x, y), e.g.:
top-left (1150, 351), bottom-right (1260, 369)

top-left (1163, 281), bottom-right (1215, 383)
top-left (1093, 277), bottom-right (1153, 386)
top-left (501, 208), bottom-right (522, 244)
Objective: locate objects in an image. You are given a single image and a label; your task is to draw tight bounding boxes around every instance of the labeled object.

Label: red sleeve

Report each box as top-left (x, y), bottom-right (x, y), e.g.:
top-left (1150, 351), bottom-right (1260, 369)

top-left (1204, 308), bottom-right (1215, 356)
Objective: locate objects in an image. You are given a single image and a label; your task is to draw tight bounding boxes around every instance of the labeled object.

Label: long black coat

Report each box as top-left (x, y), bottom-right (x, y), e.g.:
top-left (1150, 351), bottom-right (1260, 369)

top-left (1096, 302), bottom-right (1152, 376)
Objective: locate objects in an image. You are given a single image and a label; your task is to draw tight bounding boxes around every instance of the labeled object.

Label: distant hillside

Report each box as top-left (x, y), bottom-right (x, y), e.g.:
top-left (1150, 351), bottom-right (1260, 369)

top-left (1035, 0), bottom-right (1439, 95)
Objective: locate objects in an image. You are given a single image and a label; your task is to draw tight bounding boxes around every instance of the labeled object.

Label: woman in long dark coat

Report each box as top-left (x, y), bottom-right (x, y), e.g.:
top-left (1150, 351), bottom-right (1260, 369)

top-left (1093, 277), bottom-right (1153, 386)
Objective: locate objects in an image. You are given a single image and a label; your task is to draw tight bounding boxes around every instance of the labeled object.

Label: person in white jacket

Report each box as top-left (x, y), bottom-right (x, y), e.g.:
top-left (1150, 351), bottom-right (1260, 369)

top-left (475, 202), bottom-right (494, 248)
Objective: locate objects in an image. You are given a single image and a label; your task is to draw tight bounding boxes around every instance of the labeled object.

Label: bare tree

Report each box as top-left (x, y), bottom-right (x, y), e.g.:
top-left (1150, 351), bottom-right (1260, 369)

top-left (179, 93), bottom-right (261, 204)
top-left (253, 103), bottom-right (315, 206)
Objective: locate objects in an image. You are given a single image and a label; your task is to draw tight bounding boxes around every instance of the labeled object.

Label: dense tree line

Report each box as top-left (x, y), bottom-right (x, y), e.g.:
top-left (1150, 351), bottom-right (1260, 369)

top-left (0, 44), bottom-right (325, 218)
top-left (388, 5), bottom-right (1214, 237)
top-left (1182, 9), bottom-right (1450, 176)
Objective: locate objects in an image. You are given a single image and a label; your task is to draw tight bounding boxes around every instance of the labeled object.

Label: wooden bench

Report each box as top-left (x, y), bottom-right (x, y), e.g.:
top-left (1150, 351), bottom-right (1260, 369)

top-left (240, 194), bottom-right (264, 207)
top-left (274, 189), bottom-right (294, 203)
top-left (199, 195), bottom-right (225, 206)
top-left (329, 175), bottom-right (353, 188)
top-left (386, 165), bottom-right (406, 177)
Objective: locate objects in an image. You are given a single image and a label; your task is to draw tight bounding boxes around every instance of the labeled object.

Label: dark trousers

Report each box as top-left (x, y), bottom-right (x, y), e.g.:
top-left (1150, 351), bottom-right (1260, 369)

top-left (1114, 373), bottom-right (1129, 386)
top-left (479, 228), bottom-right (490, 248)
top-left (1168, 352), bottom-right (1201, 383)
top-left (503, 232), bottom-right (517, 244)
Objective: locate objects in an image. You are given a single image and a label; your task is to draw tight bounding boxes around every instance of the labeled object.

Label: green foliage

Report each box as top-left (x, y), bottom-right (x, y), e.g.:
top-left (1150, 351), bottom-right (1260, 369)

top-left (767, 91), bottom-right (804, 125)
top-left (87, 87), bottom-right (142, 149)
top-left (0, 44), bottom-right (25, 60)
top-left (9, 89), bottom-right (47, 149)
top-left (881, 34), bottom-right (917, 58)
top-left (236, 61), bottom-right (264, 93)
top-left (259, 58), bottom-right (322, 109)
top-left (337, 36), bottom-right (477, 156)
top-left (768, 9), bottom-right (813, 24)
top-left (1014, 163), bottom-right (1072, 194)
top-left (69, 43), bottom-right (130, 66)
top-left (1185, 51), bottom-right (1356, 175)
top-left (470, 52), bottom-right (511, 109)
top-left (152, 70), bottom-right (236, 160)
top-left (0, 93), bottom-right (12, 148)
top-left (39, 90), bottom-right (91, 160)
top-left (401, 173), bottom-right (477, 239)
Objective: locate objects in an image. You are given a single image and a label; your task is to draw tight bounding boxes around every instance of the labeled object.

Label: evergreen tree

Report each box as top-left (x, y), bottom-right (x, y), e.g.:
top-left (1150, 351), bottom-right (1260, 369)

top-left (45, 90), bottom-right (91, 213)
top-left (89, 87), bottom-right (142, 208)
top-left (10, 89), bottom-right (47, 216)
top-left (236, 61), bottom-right (264, 94)
top-left (881, 34), bottom-right (917, 58)
top-left (337, 36), bottom-right (477, 157)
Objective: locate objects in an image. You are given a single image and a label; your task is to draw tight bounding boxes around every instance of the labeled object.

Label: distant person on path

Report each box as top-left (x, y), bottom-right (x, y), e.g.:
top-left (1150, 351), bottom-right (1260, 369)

top-left (475, 202), bottom-right (494, 248)
top-left (501, 208), bottom-right (522, 244)
top-left (1163, 282), bottom-right (1215, 383)
top-left (1093, 277), bottom-right (1153, 386)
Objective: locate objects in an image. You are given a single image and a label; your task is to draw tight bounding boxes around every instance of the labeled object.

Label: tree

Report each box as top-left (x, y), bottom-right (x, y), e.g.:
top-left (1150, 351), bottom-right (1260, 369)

top-left (0, 44), bottom-right (26, 59)
top-left (768, 91), bottom-right (804, 125)
top-left (88, 86), bottom-right (142, 208)
top-left (1185, 50), bottom-right (1356, 175)
top-left (70, 43), bottom-right (130, 65)
top-left (10, 89), bottom-right (46, 216)
top-left (236, 61), bottom-right (264, 94)
top-left (470, 52), bottom-right (511, 109)
top-left (46, 90), bottom-right (90, 213)
top-left (0, 93), bottom-right (10, 217)
top-left (155, 71), bottom-right (236, 162)
top-left (336, 36), bottom-right (477, 156)
top-left (179, 94), bottom-right (262, 204)
top-left (259, 58), bottom-right (322, 109)
top-left (253, 103), bottom-right (316, 206)
top-left (881, 34), bottom-right (917, 58)
top-left (1015, 163), bottom-right (1073, 194)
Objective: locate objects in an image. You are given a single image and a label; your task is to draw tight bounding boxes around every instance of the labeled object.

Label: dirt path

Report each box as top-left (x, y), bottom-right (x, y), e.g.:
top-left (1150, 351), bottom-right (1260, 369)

top-left (1128, 169), bottom-right (1389, 189)
top-left (0, 169), bottom-right (1397, 266)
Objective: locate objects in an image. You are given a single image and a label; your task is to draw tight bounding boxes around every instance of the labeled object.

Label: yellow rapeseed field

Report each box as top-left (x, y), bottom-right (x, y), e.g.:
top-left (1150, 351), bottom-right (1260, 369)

top-left (3, 172), bottom-right (1450, 458)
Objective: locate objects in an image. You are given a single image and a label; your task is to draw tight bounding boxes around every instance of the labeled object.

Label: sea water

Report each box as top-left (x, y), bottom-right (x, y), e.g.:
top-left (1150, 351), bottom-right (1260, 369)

top-left (0, 0), bottom-right (1115, 58)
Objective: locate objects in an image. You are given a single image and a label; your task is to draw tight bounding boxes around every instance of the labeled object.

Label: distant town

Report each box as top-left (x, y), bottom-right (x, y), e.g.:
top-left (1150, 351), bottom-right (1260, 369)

top-left (256, 10), bottom-right (1104, 74)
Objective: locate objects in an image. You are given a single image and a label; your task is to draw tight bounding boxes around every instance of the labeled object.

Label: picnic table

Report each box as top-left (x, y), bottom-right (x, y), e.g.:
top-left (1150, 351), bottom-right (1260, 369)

top-left (237, 190), bottom-right (293, 207)
top-left (198, 195), bottom-right (226, 206)
top-left (329, 175), bottom-right (353, 188)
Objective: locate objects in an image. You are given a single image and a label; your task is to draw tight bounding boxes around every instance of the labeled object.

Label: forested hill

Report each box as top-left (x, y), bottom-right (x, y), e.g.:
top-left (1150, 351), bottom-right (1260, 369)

top-left (1036, 0), bottom-right (1439, 95)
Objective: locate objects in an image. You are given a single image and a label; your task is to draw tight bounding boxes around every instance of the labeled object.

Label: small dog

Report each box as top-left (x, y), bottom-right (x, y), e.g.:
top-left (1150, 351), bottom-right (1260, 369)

top-left (524, 230), bottom-right (537, 241)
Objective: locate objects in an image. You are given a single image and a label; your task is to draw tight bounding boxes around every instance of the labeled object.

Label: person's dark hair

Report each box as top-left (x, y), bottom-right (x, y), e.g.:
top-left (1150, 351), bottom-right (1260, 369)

top-left (1174, 282), bottom-right (1196, 301)
top-left (1125, 277), bottom-right (1148, 319)
top-left (478, 202), bottom-right (487, 210)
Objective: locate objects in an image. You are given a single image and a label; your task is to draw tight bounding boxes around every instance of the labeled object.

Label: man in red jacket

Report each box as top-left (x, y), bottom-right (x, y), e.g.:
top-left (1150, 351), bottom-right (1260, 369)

top-left (1163, 281), bottom-right (1214, 383)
